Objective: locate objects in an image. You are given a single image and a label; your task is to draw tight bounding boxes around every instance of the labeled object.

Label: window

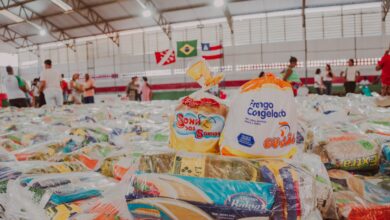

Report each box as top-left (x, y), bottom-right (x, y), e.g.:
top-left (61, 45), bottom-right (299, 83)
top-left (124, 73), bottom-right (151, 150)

top-left (268, 17), bottom-right (284, 43)
top-left (234, 20), bottom-right (250, 46)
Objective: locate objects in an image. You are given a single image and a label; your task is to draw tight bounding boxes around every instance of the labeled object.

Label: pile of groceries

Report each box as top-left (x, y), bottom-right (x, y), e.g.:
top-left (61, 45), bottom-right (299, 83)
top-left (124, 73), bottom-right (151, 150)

top-left (0, 60), bottom-right (389, 220)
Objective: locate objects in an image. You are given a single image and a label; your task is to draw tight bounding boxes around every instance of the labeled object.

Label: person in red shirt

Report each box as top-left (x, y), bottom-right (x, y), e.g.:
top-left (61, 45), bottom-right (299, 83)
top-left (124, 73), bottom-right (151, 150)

top-left (376, 50), bottom-right (390, 96)
top-left (60, 74), bottom-right (69, 104)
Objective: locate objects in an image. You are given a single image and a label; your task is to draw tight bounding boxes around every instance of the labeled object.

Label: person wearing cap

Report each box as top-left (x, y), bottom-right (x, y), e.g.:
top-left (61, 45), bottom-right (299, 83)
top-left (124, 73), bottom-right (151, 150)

top-left (4, 66), bottom-right (28, 108)
top-left (39, 59), bottom-right (63, 107)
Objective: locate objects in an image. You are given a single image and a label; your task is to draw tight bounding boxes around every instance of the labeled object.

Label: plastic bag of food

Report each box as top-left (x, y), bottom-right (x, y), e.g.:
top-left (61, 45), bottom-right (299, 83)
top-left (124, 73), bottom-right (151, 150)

top-left (169, 91), bottom-right (228, 153)
top-left (291, 153), bottom-right (338, 219)
top-left (53, 143), bottom-right (118, 171)
top-left (67, 125), bottom-right (111, 149)
top-left (252, 158), bottom-right (318, 220)
top-left (220, 73), bottom-right (298, 158)
top-left (5, 172), bottom-right (116, 220)
top-left (313, 133), bottom-right (380, 171)
top-left (100, 149), bottom-right (175, 180)
top-left (380, 143), bottom-right (390, 175)
top-left (109, 123), bottom-right (169, 147)
top-left (126, 172), bottom-right (275, 220)
top-left (12, 138), bottom-right (75, 161)
top-left (169, 59), bottom-right (228, 154)
top-left (328, 169), bottom-right (390, 219)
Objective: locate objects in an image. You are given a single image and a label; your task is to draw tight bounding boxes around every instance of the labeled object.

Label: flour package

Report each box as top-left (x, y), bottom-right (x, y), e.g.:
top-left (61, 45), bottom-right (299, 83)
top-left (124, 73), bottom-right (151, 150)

top-left (169, 60), bottom-right (228, 153)
top-left (220, 73), bottom-right (298, 158)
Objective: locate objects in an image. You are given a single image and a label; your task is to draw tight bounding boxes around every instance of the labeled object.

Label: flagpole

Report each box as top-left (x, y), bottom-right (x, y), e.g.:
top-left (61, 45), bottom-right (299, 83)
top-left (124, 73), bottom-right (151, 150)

top-left (219, 24), bottom-right (226, 90)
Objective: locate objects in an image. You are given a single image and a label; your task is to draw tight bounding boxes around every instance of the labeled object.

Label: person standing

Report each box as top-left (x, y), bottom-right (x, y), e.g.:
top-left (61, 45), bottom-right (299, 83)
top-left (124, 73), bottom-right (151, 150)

top-left (83, 73), bottom-right (95, 104)
top-left (323, 64), bottom-right (334, 95)
top-left (126, 76), bottom-right (139, 101)
top-left (341, 59), bottom-right (360, 94)
top-left (314, 68), bottom-right (324, 95)
top-left (39, 59), bottom-right (63, 107)
top-left (376, 50), bottom-right (390, 96)
top-left (141, 76), bottom-right (152, 101)
top-left (31, 78), bottom-right (40, 107)
top-left (69, 73), bottom-right (83, 104)
top-left (4, 66), bottom-right (28, 108)
top-left (282, 56), bottom-right (301, 96)
top-left (136, 77), bottom-right (142, 102)
top-left (60, 74), bottom-right (69, 104)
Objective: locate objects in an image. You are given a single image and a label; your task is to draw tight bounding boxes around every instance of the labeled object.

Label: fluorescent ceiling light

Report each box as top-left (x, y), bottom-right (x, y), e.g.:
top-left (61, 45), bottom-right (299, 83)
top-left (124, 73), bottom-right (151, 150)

top-left (51, 0), bottom-right (73, 12)
top-left (39, 29), bottom-right (47, 36)
top-left (0, 10), bottom-right (24, 23)
top-left (142, 9), bottom-right (151, 17)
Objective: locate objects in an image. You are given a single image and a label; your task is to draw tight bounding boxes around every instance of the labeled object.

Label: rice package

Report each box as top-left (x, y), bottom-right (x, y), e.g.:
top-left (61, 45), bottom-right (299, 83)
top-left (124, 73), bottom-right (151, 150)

top-left (169, 60), bottom-right (228, 153)
top-left (220, 73), bottom-right (298, 158)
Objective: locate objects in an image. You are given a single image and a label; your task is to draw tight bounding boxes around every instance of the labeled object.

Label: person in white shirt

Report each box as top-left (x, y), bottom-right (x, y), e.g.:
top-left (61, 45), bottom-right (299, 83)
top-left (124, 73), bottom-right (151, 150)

top-left (39, 59), bottom-right (63, 107)
top-left (313, 68), bottom-right (324, 95)
top-left (340, 59), bottom-right (360, 94)
top-left (4, 66), bottom-right (28, 108)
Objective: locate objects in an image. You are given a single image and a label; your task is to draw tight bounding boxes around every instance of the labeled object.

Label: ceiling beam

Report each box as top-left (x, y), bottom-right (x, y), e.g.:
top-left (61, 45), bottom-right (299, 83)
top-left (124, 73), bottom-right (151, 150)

top-left (0, 3), bottom-right (76, 50)
top-left (144, 0), bottom-right (172, 40)
top-left (0, 0), bottom-right (34, 9)
top-left (62, 0), bottom-right (119, 46)
top-left (222, 4), bottom-right (233, 34)
top-left (0, 26), bottom-right (34, 47)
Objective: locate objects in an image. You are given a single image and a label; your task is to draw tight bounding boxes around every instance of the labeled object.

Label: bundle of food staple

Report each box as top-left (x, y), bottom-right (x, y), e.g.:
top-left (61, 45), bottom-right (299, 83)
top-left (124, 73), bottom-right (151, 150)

top-left (98, 149), bottom-right (321, 219)
top-left (328, 169), bottom-right (390, 219)
top-left (380, 143), bottom-right (390, 175)
top-left (4, 172), bottom-right (116, 220)
top-left (169, 60), bottom-right (228, 154)
top-left (52, 143), bottom-right (119, 171)
top-left (308, 122), bottom-right (381, 171)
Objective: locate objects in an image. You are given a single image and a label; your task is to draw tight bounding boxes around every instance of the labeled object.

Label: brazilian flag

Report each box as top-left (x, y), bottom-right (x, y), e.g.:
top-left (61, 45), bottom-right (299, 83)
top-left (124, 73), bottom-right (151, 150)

top-left (177, 40), bottom-right (197, 58)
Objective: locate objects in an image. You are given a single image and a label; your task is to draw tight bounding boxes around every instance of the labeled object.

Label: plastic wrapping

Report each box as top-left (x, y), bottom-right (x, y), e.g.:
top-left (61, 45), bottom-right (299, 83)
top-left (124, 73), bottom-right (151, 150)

top-left (2, 94), bottom-right (390, 219)
top-left (100, 150), bottom-right (320, 219)
top-left (329, 169), bottom-right (390, 219)
top-left (169, 91), bottom-right (228, 153)
top-left (220, 74), bottom-right (298, 158)
top-left (5, 172), bottom-right (116, 220)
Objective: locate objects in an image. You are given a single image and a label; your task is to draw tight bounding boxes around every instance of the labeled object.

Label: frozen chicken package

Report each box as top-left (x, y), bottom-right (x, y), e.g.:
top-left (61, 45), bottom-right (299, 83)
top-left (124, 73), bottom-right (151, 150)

top-left (220, 73), bottom-right (298, 158)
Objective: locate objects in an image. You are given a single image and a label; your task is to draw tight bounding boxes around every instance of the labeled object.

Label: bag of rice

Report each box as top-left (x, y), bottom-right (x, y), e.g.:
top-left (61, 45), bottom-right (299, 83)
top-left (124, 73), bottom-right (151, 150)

top-left (220, 73), bottom-right (298, 158)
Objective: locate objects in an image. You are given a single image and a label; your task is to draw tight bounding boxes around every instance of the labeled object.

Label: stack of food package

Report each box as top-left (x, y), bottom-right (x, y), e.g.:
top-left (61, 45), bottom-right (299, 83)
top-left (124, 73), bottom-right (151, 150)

top-left (299, 94), bottom-right (390, 219)
top-left (0, 60), bottom-right (389, 219)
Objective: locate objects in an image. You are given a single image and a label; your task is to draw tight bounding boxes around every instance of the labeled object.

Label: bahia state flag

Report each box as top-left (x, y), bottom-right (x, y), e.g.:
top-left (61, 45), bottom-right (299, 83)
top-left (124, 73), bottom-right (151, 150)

top-left (155, 49), bottom-right (176, 66)
top-left (201, 43), bottom-right (223, 60)
top-left (177, 40), bottom-right (197, 58)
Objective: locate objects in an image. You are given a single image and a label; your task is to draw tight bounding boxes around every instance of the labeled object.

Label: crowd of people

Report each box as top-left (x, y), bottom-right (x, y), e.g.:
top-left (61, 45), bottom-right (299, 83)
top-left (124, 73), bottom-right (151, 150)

top-left (278, 49), bottom-right (390, 97)
top-left (3, 59), bottom-right (154, 109)
top-left (4, 49), bottom-right (390, 109)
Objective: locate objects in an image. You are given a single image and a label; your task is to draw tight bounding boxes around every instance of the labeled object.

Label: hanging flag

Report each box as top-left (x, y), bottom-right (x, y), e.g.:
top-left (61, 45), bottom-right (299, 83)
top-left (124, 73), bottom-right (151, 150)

top-left (177, 40), bottom-right (197, 58)
top-left (155, 49), bottom-right (176, 66)
top-left (201, 43), bottom-right (223, 60)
